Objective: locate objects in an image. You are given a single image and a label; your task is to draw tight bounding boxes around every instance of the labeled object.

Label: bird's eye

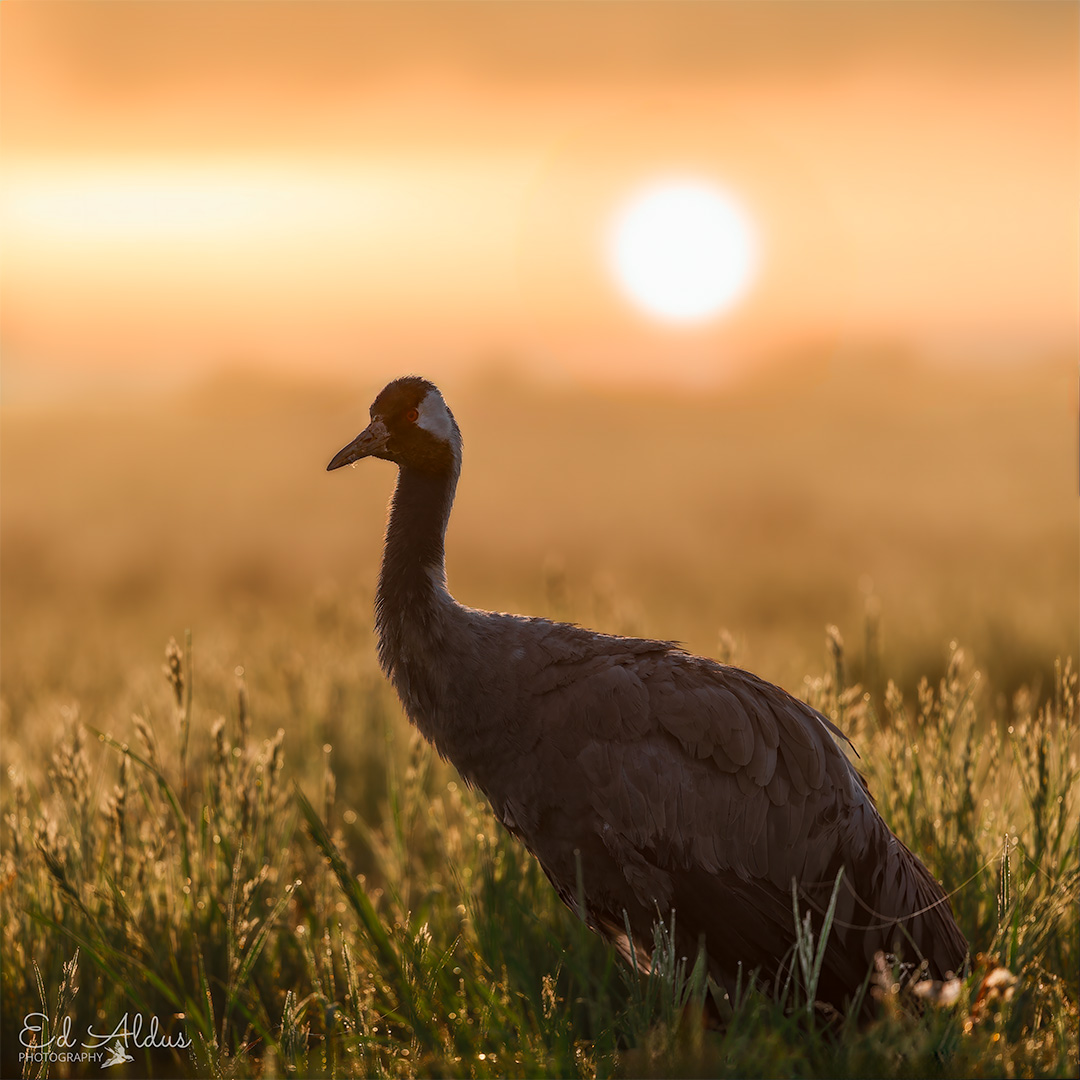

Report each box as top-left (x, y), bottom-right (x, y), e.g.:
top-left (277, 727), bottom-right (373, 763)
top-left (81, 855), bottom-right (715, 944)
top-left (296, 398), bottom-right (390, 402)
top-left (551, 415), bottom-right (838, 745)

top-left (405, 408), bottom-right (419, 423)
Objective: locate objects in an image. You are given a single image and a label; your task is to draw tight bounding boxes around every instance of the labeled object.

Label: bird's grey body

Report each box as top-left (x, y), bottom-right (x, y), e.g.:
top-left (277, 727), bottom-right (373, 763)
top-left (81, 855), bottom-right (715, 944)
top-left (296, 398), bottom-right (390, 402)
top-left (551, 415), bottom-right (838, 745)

top-left (328, 376), bottom-right (967, 1016)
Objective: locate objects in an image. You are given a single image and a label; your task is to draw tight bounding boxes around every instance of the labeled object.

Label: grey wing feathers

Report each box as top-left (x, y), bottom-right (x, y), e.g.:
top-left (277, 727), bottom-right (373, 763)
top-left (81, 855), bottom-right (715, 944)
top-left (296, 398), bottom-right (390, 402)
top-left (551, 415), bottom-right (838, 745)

top-left (471, 618), bottom-right (963, 1002)
top-left (519, 639), bottom-right (866, 896)
top-left (518, 637), bottom-right (963, 996)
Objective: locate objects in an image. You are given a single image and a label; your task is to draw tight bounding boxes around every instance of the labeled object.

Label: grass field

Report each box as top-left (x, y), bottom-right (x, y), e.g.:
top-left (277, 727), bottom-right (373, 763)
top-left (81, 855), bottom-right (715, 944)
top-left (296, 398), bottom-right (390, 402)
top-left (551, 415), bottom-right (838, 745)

top-left (1, 354), bottom-right (1077, 1077)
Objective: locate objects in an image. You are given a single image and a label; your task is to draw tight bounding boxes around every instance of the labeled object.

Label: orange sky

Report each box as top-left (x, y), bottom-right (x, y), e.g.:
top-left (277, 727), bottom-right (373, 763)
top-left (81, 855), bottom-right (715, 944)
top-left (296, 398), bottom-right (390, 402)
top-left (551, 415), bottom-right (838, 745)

top-left (1, 2), bottom-right (1076, 391)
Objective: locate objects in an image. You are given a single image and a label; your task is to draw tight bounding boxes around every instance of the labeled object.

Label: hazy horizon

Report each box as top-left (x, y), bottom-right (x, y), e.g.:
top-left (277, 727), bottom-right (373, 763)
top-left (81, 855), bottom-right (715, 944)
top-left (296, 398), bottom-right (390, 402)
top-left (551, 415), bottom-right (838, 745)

top-left (2, 2), bottom-right (1076, 397)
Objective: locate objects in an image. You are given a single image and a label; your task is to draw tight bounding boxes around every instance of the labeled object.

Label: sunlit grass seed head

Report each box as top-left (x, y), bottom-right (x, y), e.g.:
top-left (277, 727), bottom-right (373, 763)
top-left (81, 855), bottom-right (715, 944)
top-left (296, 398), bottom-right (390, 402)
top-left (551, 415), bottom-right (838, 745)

top-left (163, 636), bottom-right (185, 709)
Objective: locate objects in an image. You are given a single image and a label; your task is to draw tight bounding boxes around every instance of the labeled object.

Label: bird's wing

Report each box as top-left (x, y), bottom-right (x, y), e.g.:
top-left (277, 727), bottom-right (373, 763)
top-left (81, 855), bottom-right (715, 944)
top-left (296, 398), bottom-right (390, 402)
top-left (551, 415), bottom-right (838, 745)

top-left (499, 622), bottom-right (863, 888)
top-left (535, 644), bottom-right (966, 990)
top-left (530, 642), bottom-right (911, 982)
top-left (477, 620), bottom-right (963, 997)
top-left (567, 650), bottom-right (874, 894)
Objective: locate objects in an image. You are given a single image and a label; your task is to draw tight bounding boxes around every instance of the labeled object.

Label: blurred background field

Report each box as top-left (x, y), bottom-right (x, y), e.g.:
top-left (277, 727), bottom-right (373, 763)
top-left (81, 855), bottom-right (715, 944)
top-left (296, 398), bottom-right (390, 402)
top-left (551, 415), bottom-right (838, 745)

top-left (1, 353), bottom-right (1076, 761)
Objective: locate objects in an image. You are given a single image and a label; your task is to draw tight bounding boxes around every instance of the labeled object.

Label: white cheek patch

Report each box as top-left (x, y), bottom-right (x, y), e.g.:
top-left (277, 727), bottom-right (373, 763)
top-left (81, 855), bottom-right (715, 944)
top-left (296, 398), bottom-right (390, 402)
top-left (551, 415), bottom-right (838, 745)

top-left (416, 388), bottom-right (454, 442)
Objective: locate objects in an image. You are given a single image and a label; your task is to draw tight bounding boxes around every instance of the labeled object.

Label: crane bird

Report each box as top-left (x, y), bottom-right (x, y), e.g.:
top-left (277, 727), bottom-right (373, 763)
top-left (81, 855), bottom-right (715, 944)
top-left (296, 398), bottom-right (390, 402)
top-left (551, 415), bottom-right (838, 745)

top-left (327, 375), bottom-right (967, 1017)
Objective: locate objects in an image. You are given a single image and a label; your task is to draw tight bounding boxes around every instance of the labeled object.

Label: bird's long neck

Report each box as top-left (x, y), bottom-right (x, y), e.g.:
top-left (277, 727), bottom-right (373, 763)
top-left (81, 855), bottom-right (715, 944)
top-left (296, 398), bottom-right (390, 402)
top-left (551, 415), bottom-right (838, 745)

top-left (380, 465), bottom-right (456, 594)
top-left (375, 463), bottom-right (460, 710)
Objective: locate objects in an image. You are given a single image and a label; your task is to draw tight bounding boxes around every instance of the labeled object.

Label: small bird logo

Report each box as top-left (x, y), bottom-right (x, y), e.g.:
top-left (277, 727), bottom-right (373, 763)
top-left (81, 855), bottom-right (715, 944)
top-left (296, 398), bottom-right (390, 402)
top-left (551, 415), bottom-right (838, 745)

top-left (102, 1039), bottom-right (133, 1068)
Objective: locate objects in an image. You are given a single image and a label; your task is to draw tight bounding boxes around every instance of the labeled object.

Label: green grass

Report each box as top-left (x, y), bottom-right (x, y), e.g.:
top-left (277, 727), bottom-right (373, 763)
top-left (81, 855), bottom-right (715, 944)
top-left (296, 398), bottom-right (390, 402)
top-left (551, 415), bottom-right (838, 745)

top-left (2, 624), bottom-right (1076, 1079)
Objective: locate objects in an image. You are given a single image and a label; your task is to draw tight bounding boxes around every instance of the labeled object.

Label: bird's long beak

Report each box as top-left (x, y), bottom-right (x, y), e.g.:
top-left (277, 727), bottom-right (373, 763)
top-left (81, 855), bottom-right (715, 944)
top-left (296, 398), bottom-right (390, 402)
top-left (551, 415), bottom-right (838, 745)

top-left (327, 418), bottom-right (390, 471)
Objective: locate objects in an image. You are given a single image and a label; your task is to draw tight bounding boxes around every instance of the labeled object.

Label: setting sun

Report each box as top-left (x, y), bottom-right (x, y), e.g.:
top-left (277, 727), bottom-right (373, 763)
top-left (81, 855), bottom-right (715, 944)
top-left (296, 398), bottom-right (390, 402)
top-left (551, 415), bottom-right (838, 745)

top-left (606, 178), bottom-right (759, 324)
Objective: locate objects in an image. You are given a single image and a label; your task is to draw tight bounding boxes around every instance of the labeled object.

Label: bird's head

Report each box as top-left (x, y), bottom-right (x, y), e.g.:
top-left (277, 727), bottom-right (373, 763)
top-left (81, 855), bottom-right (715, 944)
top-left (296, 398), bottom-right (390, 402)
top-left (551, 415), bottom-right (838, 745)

top-left (327, 376), bottom-right (461, 475)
